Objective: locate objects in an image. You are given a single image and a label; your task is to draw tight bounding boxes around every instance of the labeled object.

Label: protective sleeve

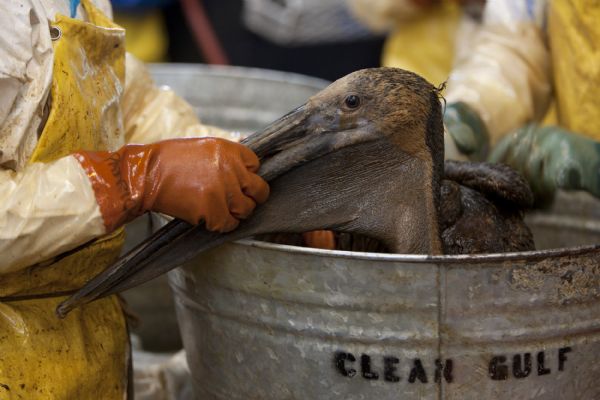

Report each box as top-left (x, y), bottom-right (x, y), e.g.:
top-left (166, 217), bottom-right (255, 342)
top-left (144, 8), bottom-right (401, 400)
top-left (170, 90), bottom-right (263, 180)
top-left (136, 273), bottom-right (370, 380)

top-left (122, 53), bottom-right (232, 145)
top-left (444, 0), bottom-right (552, 145)
top-left (0, 156), bottom-right (106, 274)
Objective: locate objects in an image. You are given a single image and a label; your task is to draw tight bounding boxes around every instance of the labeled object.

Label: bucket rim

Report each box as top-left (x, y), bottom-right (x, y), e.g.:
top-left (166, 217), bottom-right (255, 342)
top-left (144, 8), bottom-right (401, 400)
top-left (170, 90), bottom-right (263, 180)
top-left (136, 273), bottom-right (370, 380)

top-left (234, 239), bottom-right (600, 264)
top-left (148, 63), bottom-right (331, 90)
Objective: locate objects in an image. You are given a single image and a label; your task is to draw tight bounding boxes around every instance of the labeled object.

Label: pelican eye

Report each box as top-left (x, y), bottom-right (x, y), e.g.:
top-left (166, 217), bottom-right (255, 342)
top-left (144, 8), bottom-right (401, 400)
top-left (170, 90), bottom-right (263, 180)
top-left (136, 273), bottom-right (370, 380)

top-left (344, 94), bottom-right (360, 109)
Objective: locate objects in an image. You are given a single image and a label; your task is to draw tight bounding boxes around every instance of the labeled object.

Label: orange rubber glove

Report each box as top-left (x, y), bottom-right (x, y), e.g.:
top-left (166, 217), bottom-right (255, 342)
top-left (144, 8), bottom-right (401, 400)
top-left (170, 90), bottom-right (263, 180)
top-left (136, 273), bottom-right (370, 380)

top-left (74, 138), bottom-right (269, 233)
top-left (302, 230), bottom-right (336, 250)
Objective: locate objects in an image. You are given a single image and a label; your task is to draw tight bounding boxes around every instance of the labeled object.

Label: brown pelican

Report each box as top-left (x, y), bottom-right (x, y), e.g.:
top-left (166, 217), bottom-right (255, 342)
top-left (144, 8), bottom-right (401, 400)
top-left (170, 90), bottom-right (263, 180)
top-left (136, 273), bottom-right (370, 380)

top-left (56, 68), bottom-right (533, 317)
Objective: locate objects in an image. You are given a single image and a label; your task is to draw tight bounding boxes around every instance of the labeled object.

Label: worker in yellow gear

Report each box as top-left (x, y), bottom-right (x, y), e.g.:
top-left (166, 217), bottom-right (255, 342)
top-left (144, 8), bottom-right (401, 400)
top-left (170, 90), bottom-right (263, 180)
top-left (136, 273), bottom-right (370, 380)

top-left (0, 0), bottom-right (269, 398)
top-left (442, 0), bottom-right (600, 204)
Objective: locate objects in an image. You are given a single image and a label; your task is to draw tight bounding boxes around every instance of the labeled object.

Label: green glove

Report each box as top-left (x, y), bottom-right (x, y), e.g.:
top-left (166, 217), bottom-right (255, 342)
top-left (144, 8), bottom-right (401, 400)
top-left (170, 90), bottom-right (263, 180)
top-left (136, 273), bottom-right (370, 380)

top-left (489, 124), bottom-right (600, 205)
top-left (444, 102), bottom-right (490, 161)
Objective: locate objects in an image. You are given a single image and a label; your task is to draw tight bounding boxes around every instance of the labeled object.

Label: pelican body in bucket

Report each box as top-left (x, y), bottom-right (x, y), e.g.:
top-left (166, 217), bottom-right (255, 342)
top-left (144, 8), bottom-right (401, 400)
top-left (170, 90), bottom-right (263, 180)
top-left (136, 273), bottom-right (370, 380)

top-left (150, 64), bottom-right (600, 399)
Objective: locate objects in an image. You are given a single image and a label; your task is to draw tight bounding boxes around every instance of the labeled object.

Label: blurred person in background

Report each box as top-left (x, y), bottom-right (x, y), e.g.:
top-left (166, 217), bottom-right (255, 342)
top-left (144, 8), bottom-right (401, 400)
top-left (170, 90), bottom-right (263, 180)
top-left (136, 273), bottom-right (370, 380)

top-left (112, 0), bottom-right (173, 62)
top-left (442, 0), bottom-right (600, 205)
top-left (0, 0), bottom-right (268, 397)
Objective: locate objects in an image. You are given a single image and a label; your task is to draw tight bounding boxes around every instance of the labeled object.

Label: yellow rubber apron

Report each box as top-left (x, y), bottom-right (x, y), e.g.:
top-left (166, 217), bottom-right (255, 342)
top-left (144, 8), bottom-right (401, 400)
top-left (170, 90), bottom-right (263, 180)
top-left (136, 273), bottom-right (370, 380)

top-left (0, 1), bottom-right (129, 398)
top-left (548, 0), bottom-right (600, 140)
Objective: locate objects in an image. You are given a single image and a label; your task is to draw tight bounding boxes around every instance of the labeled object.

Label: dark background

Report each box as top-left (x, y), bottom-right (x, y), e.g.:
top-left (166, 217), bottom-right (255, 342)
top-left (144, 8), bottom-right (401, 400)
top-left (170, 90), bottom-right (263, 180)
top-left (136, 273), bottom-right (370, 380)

top-left (162, 0), bottom-right (385, 81)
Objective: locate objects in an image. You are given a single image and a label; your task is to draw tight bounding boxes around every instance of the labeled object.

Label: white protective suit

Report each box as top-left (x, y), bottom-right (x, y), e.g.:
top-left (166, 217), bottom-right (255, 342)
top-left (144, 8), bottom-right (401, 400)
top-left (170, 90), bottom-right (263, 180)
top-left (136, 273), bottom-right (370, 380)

top-left (0, 0), bottom-right (229, 274)
top-left (444, 0), bottom-right (552, 145)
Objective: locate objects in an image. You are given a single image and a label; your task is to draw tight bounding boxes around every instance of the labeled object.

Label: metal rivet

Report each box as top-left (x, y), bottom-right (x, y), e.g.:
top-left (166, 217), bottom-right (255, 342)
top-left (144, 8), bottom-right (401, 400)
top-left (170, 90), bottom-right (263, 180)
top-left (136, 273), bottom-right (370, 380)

top-left (50, 26), bottom-right (62, 41)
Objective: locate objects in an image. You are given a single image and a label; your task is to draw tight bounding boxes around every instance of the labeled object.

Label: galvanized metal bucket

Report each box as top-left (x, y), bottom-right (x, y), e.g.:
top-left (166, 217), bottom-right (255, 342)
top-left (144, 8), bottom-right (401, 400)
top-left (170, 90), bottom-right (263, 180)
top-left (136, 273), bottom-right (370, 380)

top-left (144, 64), bottom-right (600, 399)
top-left (169, 241), bottom-right (600, 399)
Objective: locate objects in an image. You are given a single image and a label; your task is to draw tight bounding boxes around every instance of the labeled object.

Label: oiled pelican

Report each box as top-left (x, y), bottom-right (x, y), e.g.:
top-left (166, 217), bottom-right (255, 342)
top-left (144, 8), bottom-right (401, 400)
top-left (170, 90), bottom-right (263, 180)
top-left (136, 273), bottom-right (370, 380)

top-left (57, 68), bottom-right (533, 317)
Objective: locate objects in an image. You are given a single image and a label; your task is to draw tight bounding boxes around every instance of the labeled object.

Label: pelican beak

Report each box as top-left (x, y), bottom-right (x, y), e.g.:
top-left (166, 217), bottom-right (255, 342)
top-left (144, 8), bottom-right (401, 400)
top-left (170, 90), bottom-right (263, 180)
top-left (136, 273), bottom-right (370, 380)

top-left (243, 104), bottom-right (309, 158)
top-left (242, 103), bottom-right (329, 181)
top-left (243, 103), bottom-right (379, 181)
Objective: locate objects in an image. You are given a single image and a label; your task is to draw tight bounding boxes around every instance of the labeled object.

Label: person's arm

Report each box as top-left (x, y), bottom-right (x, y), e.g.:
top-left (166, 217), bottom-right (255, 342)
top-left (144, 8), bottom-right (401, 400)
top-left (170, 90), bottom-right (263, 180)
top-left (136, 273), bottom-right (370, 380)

top-left (445, 0), bottom-right (552, 151)
top-left (122, 55), bottom-right (338, 248)
top-left (0, 137), bottom-right (269, 273)
top-left (0, 157), bottom-right (106, 273)
top-left (446, 1), bottom-right (600, 203)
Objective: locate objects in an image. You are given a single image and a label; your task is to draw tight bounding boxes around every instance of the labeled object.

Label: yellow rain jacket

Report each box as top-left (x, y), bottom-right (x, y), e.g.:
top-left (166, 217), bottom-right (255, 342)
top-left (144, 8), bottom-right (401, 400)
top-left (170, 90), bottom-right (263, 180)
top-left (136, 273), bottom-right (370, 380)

top-left (0, 0), bottom-right (230, 397)
top-left (547, 0), bottom-right (600, 139)
top-left (0, 1), bottom-right (130, 397)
